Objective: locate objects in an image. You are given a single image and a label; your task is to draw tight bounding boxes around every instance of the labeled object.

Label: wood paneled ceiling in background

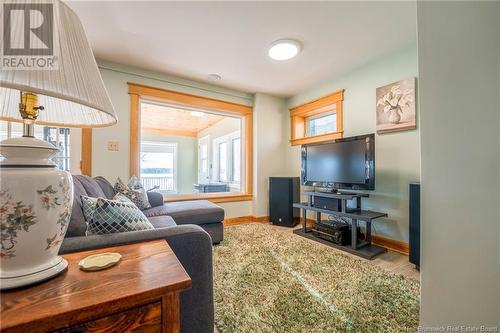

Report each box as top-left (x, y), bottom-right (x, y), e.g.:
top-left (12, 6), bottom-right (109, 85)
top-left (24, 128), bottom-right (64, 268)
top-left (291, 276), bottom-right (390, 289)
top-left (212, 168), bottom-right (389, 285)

top-left (141, 102), bottom-right (226, 137)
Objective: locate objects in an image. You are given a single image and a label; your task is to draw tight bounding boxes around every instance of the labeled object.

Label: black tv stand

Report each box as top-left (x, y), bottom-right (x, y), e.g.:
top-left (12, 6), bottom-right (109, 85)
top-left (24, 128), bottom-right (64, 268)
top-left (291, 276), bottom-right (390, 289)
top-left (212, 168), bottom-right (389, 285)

top-left (293, 191), bottom-right (388, 259)
top-left (316, 188), bottom-right (367, 196)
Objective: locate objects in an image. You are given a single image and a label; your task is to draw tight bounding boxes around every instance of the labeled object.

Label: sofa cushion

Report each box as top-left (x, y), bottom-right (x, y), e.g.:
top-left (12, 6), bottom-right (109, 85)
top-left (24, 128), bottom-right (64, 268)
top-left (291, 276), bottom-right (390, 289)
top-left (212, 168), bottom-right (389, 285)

top-left (74, 175), bottom-right (106, 198)
top-left (68, 175), bottom-right (108, 238)
top-left (146, 191), bottom-right (164, 208)
top-left (94, 176), bottom-right (115, 199)
top-left (67, 177), bottom-right (88, 237)
top-left (147, 215), bottom-right (177, 229)
top-left (162, 200), bottom-right (224, 225)
top-left (142, 205), bottom-right (169, 218)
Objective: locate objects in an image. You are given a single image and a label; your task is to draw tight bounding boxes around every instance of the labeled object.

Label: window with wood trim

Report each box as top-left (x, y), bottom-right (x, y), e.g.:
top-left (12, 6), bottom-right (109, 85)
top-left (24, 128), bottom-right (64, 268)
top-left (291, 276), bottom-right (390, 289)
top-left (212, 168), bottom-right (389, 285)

top-left (289, 90), bottom-right (344, 146)
top-left (128, 82), bottom-right (253, 203)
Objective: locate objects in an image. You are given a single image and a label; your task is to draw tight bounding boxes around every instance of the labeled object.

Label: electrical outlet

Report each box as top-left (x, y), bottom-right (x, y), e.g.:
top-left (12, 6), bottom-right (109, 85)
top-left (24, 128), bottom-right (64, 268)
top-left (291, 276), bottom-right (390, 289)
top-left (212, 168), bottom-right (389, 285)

top-left (107, 141), bottom-right (119, 151)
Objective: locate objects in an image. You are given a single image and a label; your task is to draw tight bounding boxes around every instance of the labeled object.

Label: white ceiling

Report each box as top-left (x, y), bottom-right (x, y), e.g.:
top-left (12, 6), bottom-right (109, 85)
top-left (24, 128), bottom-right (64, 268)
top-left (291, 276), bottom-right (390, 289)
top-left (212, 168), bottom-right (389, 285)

top-left (68, 1), bottom-right (417, 97)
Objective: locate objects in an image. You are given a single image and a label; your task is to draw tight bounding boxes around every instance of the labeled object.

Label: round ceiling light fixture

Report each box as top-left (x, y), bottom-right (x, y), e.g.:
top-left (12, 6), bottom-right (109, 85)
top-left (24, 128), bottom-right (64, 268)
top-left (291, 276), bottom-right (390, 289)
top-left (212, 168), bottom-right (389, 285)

top-left (268, 39), bottom-right (301, 61)
top-left (207, 73), bottom-right (222, 81)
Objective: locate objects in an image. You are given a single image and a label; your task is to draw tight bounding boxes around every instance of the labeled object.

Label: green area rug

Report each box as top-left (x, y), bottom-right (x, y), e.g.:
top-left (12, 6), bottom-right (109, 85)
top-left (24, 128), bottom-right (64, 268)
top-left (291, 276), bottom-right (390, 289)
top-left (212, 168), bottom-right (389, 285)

top-left (213, 224), bottom-right (419, 333)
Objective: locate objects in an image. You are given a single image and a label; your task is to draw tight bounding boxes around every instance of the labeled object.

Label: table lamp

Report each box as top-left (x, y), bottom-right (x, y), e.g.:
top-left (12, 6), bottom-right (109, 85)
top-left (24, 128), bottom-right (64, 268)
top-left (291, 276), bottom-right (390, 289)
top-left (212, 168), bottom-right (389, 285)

top-left (0, 0), bottom-right (117, 289)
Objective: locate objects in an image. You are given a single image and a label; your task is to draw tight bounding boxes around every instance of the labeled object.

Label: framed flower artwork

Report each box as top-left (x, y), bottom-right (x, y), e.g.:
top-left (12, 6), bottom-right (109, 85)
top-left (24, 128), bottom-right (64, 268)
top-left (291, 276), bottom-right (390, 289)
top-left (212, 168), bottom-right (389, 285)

top-left (376, 77), bottom-right (416, 134)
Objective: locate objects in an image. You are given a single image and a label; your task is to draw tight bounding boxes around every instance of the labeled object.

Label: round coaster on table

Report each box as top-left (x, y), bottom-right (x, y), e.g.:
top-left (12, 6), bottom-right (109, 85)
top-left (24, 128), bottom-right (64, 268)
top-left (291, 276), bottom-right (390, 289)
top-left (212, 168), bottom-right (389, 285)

top-left (78, 252), bottom-right (122, 271)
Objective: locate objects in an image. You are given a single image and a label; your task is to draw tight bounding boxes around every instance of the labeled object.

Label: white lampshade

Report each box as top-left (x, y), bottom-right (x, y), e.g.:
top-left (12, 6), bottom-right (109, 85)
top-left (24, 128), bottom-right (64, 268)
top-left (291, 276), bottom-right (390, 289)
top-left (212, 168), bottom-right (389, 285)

top-left (0, 0), bottom-right (117, 127)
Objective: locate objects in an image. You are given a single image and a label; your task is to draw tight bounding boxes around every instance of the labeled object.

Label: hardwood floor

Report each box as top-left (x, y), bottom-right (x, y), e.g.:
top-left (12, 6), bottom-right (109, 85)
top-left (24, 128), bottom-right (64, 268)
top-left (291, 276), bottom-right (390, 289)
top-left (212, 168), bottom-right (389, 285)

top-left (214, 222), bottom-right (420, 332)
top-left (371, 249), bottom-right (420, 280)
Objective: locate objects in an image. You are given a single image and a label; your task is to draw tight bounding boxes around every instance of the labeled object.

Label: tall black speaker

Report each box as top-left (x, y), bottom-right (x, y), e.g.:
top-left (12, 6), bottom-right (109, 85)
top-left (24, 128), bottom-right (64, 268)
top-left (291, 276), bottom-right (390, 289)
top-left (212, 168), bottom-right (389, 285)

top-left (269, 177), bottom-right (300, 227)
top-left (409, 182), bottom-right (420, 269)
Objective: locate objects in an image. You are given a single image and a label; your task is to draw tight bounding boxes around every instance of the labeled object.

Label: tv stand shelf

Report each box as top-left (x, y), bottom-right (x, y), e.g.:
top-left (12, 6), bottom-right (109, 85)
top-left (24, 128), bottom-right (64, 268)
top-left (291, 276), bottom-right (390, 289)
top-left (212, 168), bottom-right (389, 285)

top-left (293, 203), bottom-right (387, 221)
top-left (304, 191), bottom-right (369, 200)
top-left (293, 191), bottom-right (388, 260)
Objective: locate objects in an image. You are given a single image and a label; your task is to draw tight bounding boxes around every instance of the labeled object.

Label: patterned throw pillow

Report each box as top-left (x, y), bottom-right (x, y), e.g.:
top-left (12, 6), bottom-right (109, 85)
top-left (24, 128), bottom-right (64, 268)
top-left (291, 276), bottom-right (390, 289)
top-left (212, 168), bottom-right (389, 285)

top-left (80, 195), bottom-right (98, 222)
top-left (114, 177), bottom-right (151, 210)
top-left (80, 193), bottom-right (132, 222)
top-left (128, 175), bottom-right (143, 190)
top-left (80, 195), bottom-right (154, 236)
top-left (113, 192), bottom-right (133, 203)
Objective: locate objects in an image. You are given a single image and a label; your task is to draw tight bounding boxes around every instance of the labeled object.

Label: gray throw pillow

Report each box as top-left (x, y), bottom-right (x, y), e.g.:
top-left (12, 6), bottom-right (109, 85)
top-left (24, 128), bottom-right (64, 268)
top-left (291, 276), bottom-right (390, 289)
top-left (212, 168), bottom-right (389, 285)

top-left (80, 195), bottom-right (154, 236)
top-left (128, 175), bottom-right (143, 190)
top-left (114, 177), bottom-right (151, 210)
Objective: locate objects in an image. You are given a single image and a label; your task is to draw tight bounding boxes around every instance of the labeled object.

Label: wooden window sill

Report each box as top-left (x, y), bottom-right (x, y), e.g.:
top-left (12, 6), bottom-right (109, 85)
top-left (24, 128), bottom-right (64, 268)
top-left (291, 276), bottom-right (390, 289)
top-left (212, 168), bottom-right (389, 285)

top-left (163, 193), bottom-right (253, 203)
top-left (290, 131), bottom-right (344, 146)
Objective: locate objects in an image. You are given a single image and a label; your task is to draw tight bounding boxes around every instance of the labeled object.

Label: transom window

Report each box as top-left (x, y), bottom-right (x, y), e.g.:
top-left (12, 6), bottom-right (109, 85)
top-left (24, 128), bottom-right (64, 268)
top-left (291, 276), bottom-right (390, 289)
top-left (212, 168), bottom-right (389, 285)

top-left (289, 89), bottom-right (344, 146)
top-left (307, 113), bottom-right (337, 136)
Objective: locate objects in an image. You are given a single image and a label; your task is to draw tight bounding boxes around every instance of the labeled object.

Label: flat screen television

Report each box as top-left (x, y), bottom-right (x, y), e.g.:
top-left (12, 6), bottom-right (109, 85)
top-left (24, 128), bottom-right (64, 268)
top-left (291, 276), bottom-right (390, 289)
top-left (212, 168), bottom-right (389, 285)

top-left (301, 134), bottom-right (375, 190)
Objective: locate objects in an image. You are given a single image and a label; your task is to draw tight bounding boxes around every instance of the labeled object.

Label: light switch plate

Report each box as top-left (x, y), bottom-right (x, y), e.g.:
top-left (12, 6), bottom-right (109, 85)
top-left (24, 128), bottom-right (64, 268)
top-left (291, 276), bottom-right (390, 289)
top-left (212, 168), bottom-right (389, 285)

top-left (107, 141), bottom-right (119, 151)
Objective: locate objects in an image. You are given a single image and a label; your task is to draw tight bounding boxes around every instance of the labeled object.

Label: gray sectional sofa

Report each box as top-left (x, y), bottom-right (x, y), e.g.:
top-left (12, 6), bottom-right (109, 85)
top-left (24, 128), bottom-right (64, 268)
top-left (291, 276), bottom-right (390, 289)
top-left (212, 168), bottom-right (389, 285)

top-left (59, 175), bottom-right (225, 333)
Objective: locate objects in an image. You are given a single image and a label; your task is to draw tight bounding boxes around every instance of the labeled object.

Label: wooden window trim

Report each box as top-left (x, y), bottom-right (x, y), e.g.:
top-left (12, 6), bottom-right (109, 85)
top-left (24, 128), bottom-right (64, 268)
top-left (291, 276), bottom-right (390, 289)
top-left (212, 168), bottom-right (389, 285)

top-left (289, 89), bottom-right (344, 146)
top-left (128, 82), bottom-right (253, 203)
top-left (81, 128), bottom-right (92, 176)
top-left (164, 193), bottom-right (253, 204)
top-left (128, 83), bottom-right (252, 116)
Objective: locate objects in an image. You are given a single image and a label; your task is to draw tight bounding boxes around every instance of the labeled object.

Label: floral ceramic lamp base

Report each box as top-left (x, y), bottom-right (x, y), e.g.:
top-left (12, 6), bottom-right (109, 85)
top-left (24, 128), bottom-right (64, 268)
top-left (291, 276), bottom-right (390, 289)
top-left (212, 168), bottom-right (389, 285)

top-left (0, 136), bottom-right (73, 290)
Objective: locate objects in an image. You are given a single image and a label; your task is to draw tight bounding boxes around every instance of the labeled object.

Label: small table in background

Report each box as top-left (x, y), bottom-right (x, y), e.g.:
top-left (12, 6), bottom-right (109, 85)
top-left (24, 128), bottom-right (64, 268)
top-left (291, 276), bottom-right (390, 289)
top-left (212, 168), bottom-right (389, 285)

top-left (0, 240), bottom-right (191, 333)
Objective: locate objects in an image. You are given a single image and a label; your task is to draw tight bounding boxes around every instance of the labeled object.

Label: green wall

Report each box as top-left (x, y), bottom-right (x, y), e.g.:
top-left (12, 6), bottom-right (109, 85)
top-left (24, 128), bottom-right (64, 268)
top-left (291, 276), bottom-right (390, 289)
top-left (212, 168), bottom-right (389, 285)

top-left (287, 45), bottom-right (420, 242)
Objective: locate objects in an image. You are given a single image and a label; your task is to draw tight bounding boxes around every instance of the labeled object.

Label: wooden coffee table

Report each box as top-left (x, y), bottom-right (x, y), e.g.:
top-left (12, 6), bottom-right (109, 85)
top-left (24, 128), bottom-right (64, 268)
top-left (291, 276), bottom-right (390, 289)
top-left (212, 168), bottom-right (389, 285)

top-left (0, 240), bottom-right (191, 333)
